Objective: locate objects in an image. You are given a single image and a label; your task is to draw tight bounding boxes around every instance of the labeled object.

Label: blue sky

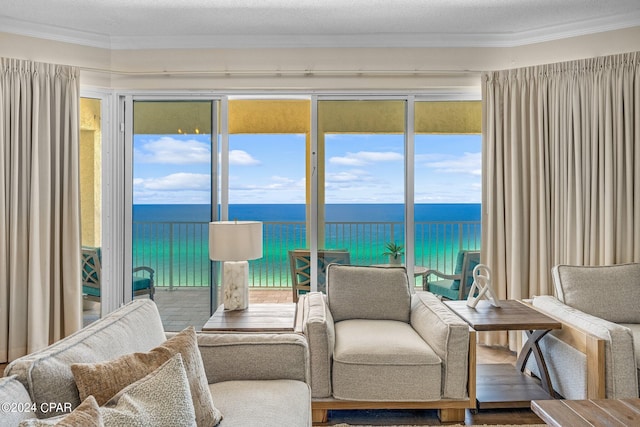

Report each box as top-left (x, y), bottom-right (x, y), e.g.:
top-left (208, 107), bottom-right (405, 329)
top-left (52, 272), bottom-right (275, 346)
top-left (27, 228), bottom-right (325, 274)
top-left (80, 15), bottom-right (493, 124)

top-left (133, 133), bottom-right (481, 204)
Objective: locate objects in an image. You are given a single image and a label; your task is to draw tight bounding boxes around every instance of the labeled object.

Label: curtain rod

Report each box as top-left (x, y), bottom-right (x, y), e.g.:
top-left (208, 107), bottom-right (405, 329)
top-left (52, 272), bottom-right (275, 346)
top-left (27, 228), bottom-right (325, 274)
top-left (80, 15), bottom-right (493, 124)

top-left (79, 66), bottom-right (481, 77)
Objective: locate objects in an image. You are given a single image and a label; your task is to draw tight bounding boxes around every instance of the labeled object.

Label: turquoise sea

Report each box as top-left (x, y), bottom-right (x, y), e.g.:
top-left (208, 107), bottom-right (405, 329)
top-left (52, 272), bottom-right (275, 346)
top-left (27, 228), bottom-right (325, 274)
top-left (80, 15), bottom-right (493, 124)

top-left (132, 204), bottom-right (481, 288)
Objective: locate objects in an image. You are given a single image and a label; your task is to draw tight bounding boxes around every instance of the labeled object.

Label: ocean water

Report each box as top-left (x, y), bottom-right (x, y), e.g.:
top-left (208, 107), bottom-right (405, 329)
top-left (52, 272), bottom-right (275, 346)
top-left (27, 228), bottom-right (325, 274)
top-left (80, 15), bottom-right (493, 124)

top-left (133, 203), bottom-right (481, 223)
top-left (132, 204), bottom-right (481, 287)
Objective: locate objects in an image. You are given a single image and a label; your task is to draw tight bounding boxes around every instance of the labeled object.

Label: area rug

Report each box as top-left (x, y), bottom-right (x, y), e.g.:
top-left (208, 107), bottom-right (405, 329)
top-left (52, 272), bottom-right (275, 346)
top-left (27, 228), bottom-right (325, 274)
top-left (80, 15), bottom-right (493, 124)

top-left (329, 424), bottom-right (546, 427)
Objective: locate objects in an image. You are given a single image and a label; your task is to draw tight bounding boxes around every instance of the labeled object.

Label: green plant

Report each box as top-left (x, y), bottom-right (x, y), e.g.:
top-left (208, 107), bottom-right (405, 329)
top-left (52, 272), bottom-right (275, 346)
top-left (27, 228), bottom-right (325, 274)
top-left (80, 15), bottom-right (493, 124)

top-left (383, 242), bottom-right (404, 259)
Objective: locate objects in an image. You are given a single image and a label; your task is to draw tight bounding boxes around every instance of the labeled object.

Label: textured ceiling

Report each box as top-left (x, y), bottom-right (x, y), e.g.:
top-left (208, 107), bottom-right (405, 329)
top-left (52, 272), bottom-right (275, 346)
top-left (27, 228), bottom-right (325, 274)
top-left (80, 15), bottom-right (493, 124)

top-left (1, 0), bottom-right (640, 49)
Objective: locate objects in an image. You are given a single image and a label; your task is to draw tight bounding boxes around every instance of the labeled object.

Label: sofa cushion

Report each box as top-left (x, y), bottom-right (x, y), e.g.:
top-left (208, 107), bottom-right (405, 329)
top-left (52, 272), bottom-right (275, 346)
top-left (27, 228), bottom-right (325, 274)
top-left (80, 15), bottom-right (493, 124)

top-left (18, 396), bottom-right (103, 427)
top-left (5, 299), bottom-right (166, 419)
top-left (102, 354), bottom-right (197, 427)
top-left (0, 376), bottom-right (36, 425)
top-left (332, 319), bottom-right (441, 401)
top-left (71, 326), bottom-right (221, 427)
top-left (209, 380), bottom-right (311, 427)
top-left (552, 263), bottom-right (640, 323)
top-left (327, 264), bottom-right (411, 323)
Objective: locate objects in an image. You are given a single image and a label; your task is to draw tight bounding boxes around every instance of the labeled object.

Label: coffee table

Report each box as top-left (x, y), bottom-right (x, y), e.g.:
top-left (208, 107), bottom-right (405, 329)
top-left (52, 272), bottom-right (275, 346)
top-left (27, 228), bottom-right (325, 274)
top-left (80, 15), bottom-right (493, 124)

top-left (202, 303), bottom-right (298, 332)
top-left (532, 398), bottom-right (640, 426)
top-left (445, 299), bottom-right (561, 409)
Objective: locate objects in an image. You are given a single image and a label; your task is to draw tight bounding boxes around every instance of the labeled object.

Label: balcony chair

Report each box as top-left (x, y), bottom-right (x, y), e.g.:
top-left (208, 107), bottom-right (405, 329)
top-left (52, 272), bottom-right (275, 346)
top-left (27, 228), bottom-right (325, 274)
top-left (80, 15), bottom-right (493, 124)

top-left (423, 250), bottom-right (480, 300)
top-left (81, 246), bottom-right (155, 302)
top-left (288, 248), bottom-right (350, 302)
top-left (298, 264), bottom-right (474, 423)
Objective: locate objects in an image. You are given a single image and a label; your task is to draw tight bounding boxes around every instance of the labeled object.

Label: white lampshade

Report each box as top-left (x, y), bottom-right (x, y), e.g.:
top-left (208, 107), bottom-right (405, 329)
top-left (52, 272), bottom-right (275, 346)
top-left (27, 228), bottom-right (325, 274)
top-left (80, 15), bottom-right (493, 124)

top-left (208, 221), bottom-right (263, 261)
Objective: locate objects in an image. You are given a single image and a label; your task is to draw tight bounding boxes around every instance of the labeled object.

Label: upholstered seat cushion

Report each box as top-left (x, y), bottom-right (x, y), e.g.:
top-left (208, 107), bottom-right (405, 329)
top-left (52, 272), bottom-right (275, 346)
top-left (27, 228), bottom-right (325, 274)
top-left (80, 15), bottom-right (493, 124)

top-left (332, 319), bottom-right (442, 401)
top-left (426, 279), bottom-right (460, 300)
top-left (209, 380), bottom-right (311, 427)
top-left (133, 276), bottom-right (152, 291)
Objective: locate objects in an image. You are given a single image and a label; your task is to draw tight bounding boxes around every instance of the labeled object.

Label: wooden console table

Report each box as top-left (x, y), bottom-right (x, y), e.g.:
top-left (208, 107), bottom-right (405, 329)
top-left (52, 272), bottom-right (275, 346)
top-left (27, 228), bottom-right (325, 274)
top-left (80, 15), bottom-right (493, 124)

top-left (445, 299), bottom-right (561, 409)
top-left (202, 303), bottom-right (298, 332)
top-left (532, 398), bottom-right (640, 426)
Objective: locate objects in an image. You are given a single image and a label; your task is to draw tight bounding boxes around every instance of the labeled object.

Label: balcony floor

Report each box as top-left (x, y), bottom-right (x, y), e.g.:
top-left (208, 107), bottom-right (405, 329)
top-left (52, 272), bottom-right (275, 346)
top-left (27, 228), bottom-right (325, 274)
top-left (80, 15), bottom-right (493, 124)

top-left (83, 287), bottom-right (293, 331)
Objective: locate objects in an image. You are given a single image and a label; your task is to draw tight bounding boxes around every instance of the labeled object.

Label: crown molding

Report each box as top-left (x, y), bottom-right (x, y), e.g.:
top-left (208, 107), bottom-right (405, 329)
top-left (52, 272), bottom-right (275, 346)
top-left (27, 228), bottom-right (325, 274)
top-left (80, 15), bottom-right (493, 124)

top-left (2, 11), bottom-right (640, 50)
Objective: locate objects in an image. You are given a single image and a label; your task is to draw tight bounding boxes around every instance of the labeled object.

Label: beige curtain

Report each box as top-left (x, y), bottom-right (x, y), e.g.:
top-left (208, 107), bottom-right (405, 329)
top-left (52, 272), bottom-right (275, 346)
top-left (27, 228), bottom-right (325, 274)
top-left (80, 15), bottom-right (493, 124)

top-left (0, 58), bottom-right (82, 362)
top-left (482, 52), bottom-right (640, 347)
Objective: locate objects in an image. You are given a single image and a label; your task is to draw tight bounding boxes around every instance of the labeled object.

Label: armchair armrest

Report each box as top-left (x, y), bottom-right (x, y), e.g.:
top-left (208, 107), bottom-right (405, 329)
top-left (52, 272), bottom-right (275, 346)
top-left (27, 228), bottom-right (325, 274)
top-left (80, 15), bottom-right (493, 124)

top-left (532, 295), bottom-right (637, 399)
top-left (196, 333), bottom-right (309, 384)
top-left (299, 292), bottom-right (335, 398)
top-left (411, 292), bottom-right (470, 399)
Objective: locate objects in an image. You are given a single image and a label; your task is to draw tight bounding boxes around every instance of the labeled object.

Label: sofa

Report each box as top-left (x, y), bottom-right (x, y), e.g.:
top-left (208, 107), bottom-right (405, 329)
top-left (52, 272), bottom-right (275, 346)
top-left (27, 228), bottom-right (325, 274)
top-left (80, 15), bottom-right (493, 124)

top-left (530, 263), bottom-right (640, 400)
top-left (1, 299), bottom-right (311, 426)
top-left (298, 264), bottom-right (475, 424)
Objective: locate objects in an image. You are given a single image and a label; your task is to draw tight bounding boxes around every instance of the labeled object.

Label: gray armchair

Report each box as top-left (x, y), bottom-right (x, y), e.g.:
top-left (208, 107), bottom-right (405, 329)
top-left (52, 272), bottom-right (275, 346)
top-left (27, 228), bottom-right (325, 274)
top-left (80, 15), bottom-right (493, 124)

top-left (530, 263), bottom-right (640, 400)
top-left (298, 264), bottom-right (475, 423)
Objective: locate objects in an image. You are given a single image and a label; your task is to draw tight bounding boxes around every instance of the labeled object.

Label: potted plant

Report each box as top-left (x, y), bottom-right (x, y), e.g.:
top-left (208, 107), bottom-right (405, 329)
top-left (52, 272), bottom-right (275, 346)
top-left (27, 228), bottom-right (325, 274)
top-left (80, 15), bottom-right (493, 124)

top-left (383, 242), bottom-right (404, 265)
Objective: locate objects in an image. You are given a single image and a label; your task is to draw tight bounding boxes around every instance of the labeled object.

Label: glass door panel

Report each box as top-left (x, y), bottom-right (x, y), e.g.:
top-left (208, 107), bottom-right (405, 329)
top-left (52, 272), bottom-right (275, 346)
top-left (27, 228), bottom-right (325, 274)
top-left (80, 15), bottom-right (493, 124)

top-left (414, 101), bottom-right (482, 277)
top-left (79, 97), bottom-right (102, 325)
top-left (132, 100), bottom-right (215, 331)
top-left (317, 100), bottom-right (406, 267)
top-left (226, 99), bottom-right (309, 294)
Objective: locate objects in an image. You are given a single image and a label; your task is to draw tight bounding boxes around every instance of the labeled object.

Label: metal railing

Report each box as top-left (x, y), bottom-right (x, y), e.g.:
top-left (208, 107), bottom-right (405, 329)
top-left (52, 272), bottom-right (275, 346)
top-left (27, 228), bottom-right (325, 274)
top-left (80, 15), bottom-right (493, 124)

top-left (132, 220), bottom-right (481, 288)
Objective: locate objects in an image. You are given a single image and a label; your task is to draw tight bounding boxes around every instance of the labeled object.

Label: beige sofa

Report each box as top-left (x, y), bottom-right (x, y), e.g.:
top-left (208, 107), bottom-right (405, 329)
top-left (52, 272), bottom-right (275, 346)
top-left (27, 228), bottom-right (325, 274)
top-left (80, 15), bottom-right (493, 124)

top-left (299, 264), bottom-right (475, 424)
top-left (1, 299), bottom-right (311, 426)
top-left (530, 263), bottom-right (640, 400)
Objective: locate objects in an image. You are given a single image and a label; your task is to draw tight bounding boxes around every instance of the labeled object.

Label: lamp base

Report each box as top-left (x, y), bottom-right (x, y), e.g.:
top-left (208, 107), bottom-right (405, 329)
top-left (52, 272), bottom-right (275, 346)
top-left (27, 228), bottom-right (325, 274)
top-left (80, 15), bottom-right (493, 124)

top-left (222, 261), bottom-right (249, 311)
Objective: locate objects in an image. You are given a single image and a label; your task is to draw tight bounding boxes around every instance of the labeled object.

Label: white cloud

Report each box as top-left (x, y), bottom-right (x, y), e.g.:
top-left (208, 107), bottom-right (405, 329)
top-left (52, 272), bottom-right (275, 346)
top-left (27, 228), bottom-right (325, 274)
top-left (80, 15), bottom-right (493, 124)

top-left (135, 136), bottom-right (210, 164)
top-left (135, 173), bottom-right (211, 191)
top-left (329, 151), bottom-right (403, 166)
top-left (229, 149), bottom-right (260, 166)
top-left (425, 152), bottom-right (481, 176)
top-left (326, 169), bottom-right (371, 183)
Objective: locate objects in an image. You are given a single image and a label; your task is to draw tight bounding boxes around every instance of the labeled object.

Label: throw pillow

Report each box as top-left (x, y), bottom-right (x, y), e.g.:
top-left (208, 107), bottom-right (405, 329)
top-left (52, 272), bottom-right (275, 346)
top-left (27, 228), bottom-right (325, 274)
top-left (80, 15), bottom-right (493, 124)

top-left (18, 395), bottom-right (102, 427)
top-left (102, 353), bottom-right (196, 427)
top-left (71, 326), bottom-right (221, 427)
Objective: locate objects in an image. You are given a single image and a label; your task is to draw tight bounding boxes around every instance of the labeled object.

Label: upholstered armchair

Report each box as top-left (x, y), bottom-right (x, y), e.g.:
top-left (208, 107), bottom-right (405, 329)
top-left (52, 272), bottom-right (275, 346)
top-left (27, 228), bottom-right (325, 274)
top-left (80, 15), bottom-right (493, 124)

top-left (530, 263), bottom-right (640, 400)
top-left (298, 264), bottom-right (475, 423)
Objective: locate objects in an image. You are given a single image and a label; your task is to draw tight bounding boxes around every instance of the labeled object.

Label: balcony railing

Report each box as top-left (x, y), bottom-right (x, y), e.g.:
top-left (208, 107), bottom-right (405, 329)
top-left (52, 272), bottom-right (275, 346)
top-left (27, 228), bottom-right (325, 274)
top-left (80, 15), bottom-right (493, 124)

top-left (132, 220), bottom-right (481, 288)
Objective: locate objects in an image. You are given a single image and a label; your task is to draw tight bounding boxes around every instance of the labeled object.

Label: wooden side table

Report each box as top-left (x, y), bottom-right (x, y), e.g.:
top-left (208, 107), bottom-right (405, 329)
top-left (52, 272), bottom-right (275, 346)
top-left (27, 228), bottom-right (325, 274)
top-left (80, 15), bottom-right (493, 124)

top-left (532, 398), bottom-right (640, 426)
top-left (445, 299), bottom-right (561, 409)
top-left (202, 303), bottom-right (298, 333)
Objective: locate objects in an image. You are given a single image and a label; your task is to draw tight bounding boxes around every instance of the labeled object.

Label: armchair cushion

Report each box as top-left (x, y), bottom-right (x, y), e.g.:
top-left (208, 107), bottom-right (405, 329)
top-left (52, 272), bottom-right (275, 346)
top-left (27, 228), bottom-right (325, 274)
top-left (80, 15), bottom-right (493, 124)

top-left (327, 264), bottom-right (411, 323)
top-left (552, 263), bottom-right (640, 323)
top-left (332, 319), bottom-right (441, 401)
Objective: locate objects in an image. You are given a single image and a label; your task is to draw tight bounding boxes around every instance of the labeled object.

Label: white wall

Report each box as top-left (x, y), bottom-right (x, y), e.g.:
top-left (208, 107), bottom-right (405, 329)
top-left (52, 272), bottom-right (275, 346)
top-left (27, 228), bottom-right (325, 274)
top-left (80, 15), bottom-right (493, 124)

top-left (1, 27), bottom-right (640, 92)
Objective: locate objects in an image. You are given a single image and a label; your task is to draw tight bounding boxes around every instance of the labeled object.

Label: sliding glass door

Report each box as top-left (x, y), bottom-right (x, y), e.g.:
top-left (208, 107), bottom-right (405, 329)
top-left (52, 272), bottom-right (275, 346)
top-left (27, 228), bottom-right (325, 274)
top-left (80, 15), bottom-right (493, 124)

top-left (316, 99), bottom-right (407, 268)
top-left (131, 99), bottom-right (217, 331)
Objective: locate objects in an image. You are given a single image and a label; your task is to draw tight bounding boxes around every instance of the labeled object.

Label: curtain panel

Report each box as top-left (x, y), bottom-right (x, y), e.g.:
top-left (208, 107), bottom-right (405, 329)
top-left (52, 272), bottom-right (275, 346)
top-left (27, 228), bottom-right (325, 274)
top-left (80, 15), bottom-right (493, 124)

top-left (481, 52), bottom-right (640, 346)
top-left (0, 58), bottom-right (82, 362)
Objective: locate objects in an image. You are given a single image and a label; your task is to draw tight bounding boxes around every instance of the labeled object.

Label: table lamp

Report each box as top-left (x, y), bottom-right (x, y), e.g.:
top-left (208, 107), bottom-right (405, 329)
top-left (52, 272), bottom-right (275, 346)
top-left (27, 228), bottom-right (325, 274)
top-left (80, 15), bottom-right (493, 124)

top-left (209, 220), bottom-right (263, 310)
